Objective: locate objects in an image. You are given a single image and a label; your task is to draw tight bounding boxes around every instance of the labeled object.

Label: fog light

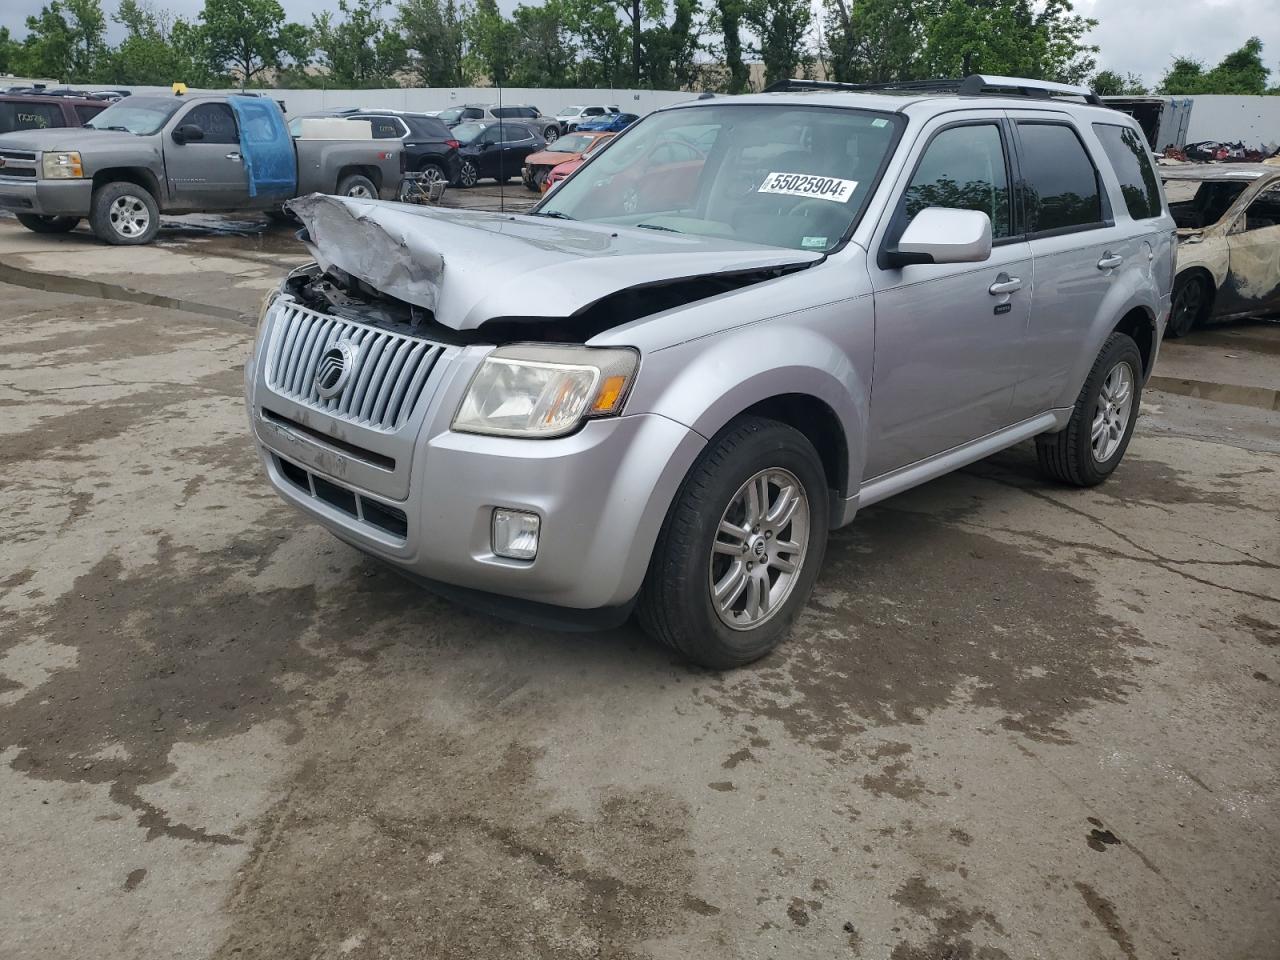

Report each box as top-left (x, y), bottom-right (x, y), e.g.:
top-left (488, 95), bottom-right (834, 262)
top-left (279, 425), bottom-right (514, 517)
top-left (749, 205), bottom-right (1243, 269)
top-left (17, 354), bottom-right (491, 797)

top-left (492, 508), bottom-right (540, 560)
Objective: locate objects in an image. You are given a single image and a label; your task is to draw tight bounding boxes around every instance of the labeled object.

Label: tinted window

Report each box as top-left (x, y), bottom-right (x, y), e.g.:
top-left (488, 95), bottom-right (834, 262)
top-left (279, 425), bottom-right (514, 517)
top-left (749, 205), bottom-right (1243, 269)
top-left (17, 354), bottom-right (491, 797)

top-left (0, 101), bottom-right (65, 132)
top-left (902, 123), bottom-right (1011, 239)
top-left (584, 107), bottom-right (605, 117)
top-left (462, 107), bottom-right (483, 120)
top-left (75, 104), bottom-right (105, 124)
top-left (408, 116), bottom-right (450, 139)
top-left (365, 116), bottom-right (403, 139)
top-left (1017, 122), bottom-right (1103, 232)
top-left (1093, 123), bottom-right (1162, 220)
top-left (183, 103), bottom-right (238, 144)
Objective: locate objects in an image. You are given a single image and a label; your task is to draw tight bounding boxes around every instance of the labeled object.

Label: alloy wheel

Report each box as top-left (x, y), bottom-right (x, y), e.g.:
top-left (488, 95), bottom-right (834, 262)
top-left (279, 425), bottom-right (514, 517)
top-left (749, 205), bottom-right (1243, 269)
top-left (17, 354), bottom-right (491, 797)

top-left (109, 195), bottom-right (150, 239)
top-left (1091, 361), bottom-right (1134, 463)
top-left (708, 468), bottom-right (810, 630)
top-left (460, 161), bottom-right (477, 187)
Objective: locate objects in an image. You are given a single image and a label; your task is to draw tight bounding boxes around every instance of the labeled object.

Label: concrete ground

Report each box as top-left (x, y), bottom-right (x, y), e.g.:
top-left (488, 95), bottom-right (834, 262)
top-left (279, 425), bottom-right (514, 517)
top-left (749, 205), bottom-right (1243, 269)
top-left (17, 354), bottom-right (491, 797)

top-left (0, 212), bottom-right (1277, 960)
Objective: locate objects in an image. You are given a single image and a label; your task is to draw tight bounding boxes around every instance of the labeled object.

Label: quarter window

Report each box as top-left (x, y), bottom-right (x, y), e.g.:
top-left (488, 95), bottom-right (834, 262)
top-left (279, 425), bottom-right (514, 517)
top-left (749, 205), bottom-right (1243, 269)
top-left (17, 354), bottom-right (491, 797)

top-left (902, 123), bottom-right (1011, 239)
top-left (1016, 122), bottom-right (1103, 233)
top-left (1093, 123), bottom-right (1162, 220)
top-left (366, 116), bottom-right (403, 139)
top-left (182, 103), bottom-right (238, 144)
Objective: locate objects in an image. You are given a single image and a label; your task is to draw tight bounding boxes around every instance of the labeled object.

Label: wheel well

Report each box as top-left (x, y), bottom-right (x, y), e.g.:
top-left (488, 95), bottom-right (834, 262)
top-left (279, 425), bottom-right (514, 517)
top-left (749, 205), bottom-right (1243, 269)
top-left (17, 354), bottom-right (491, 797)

top-left (1175, 267), bottom-right (1216, 317)
top-left (337, 164), bottom-right (380, 191)
top-left (1112, 307), bottom-right (1157, 378)
top-left (91, 167), bottom-right (161, 200)
top-left (741, 394), bottom-right (848, 497)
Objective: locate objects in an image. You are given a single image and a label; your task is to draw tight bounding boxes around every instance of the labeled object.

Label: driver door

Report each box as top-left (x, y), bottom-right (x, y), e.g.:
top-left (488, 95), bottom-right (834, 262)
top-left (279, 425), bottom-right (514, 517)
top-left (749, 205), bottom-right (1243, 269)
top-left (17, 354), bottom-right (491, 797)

top-left (866, 115), bottom-right (1032, 478)
top-left (166, 102), bottom-right (249, 209)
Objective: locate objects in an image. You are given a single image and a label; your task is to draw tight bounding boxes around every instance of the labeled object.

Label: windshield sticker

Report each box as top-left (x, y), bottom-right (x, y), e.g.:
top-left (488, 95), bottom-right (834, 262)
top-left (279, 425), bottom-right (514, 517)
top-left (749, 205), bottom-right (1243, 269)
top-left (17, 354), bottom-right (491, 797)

top-left (872, 118), bottom-right (889, 128)
top-left (801, 236), bottom-right (829, 249)
top-left (758, 172), bottom-right (858, 203)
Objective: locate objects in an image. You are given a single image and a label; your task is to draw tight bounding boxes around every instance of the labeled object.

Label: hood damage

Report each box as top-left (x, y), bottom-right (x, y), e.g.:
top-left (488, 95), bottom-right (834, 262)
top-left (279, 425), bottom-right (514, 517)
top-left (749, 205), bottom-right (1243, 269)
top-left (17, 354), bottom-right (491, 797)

top-left (286, 194), bottom-right (822, 339)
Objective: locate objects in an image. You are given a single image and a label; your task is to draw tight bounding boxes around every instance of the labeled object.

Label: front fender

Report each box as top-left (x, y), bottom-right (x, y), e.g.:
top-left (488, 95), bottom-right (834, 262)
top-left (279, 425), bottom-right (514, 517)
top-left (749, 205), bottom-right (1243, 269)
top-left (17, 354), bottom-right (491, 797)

top-left (626, 299), bottom-right (874, 499)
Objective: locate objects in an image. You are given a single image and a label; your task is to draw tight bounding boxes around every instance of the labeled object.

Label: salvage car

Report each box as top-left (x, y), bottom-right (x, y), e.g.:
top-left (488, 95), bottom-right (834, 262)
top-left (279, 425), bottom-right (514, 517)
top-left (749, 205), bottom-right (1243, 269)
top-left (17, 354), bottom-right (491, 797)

top-left (521, 131), bottom-right (614, 191)
top-left (246, 75), bottom-right (1174, 668)
top-left (453, 121), bottom-right (546, 187)
top-left (0, 93), bottom-right (401, 244)
top-left (1163, 163), bottom-right (1280, 336)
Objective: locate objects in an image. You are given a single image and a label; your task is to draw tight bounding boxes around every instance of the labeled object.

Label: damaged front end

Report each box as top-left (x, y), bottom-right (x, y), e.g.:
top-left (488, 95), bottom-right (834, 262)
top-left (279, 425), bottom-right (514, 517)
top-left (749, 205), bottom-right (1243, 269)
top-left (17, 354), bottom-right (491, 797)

top-left (285, 193), bottom-right (822, 342)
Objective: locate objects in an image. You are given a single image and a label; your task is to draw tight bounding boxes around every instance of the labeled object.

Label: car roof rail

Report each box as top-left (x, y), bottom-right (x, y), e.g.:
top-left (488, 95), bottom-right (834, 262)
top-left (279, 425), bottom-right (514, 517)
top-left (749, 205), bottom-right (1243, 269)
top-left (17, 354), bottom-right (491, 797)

top-left (763, 75), bottom-right (1102, 106)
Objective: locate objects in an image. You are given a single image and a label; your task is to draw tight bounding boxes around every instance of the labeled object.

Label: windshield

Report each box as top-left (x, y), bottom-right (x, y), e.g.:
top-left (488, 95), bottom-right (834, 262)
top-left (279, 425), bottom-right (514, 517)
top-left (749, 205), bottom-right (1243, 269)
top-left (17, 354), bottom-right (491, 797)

top-left (548, 134), bottom-right (597, 154)
top-left (452, 122), bottom-right (486, 145)
top-left (538, 104), bottom-right (902, 252)
top-left (438, 107), bottom-right (464, 123)
top-left (85, 97), bottom-right (181, 135)
top-left (1163, 177), bottom-right (1249, 229)
top-left (559, 106), bottom-right (583, 116)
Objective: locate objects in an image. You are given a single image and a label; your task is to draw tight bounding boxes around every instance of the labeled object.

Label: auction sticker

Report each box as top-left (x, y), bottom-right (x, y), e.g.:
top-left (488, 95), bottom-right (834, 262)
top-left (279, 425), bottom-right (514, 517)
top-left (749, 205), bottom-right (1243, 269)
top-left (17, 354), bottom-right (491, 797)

top-left (758, 172), bottom-right (858, 203)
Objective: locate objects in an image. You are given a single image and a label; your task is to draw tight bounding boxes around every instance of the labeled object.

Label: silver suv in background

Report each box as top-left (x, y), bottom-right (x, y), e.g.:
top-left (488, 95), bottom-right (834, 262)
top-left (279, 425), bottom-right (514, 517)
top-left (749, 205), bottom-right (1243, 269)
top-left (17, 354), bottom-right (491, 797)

top-left (245, 75), bottom-right (1174, 668)
top-left (438, 103), bottom-right (562, 143)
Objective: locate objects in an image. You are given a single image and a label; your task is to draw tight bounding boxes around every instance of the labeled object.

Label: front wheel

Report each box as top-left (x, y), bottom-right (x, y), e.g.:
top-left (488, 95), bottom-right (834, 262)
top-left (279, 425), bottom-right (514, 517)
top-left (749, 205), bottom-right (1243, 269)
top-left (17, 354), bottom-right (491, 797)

top-left (543, 126), bottom-right (559, 143)
top-left (89, 181), bottom-right (159, 245)
top-left (16, 214), bottom-right (80, 234)
top-left (1168, 273), bottom-right (1209, 338)
top-left (1035, 332), bottom-right (1143, 487)
top-left (638, 416), bottom-right (829, 669)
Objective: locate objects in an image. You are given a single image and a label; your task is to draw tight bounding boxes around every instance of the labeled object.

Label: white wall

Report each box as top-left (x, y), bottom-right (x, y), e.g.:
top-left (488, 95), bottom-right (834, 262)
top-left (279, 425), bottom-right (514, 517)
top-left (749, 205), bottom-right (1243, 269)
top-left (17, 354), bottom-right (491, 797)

top-left (1185, 96), bottom-right (1280, 147)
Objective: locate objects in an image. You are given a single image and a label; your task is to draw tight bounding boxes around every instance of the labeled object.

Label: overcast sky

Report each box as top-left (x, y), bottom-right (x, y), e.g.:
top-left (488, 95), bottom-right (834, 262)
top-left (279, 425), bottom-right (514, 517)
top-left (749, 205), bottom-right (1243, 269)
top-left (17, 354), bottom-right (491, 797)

top-left (3, 0), bottom-right (1278, 88)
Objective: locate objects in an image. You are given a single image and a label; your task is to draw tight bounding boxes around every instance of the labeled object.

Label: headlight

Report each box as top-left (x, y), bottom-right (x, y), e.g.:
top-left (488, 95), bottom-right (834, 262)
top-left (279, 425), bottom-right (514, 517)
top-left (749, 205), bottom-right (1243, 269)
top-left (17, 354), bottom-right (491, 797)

top-left (41, 151), bottom-right (83, 179)
top-left (453, 344), bottom-right (638, 438)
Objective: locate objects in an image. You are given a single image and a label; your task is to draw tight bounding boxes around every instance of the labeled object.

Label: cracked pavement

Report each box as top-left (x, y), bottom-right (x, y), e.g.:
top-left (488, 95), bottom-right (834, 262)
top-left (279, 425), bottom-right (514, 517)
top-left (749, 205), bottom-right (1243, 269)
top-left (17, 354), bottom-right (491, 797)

top-left (0, 216), bottom-right (1277, 960)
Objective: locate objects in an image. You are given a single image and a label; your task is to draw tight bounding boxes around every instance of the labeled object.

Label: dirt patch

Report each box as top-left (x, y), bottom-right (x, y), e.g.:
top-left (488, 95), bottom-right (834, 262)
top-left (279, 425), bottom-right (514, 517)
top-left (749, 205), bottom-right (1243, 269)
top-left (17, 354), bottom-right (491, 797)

top-left (1075, 882), bottom-right (1138, 960)
top-left (216, 723), bottom-right (708, 959)
top-left (1237, 613), bottom-right (1280, 647)
top-left (890, 876), bottom-right (1009, 960)
top-left (706, 507), bottom-right (1142, 750)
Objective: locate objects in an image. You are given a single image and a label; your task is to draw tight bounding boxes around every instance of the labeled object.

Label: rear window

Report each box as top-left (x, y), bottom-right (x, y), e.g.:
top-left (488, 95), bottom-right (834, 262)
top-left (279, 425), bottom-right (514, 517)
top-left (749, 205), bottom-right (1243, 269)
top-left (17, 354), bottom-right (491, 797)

top-left (1093, 123), bottom-right (1162, 220)
top-left (1016, 122), bottom-right (1104, 233)
top-left (0, 101), bottom-right (66, 133)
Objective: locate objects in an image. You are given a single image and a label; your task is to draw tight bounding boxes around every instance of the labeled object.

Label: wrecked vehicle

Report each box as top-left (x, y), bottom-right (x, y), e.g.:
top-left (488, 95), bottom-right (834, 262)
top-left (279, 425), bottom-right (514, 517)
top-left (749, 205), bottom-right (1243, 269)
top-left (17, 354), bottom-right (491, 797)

top-left (1163, 164), bottom-right (1280, 337)
top-left (245, 75), bottom-right (1175, 668)
top-left (0, 93), bottom-right (401, 244)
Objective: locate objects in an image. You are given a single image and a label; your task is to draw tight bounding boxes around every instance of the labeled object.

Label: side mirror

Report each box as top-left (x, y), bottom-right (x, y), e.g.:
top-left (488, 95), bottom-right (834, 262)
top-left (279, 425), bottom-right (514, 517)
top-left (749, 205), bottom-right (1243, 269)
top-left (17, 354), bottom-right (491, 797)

top-left (172, 124), bottom-right (204, 145)
top-left (886, 207), bottom-right (992, 267)
top-left (480, 140), bottom-right (494, 150)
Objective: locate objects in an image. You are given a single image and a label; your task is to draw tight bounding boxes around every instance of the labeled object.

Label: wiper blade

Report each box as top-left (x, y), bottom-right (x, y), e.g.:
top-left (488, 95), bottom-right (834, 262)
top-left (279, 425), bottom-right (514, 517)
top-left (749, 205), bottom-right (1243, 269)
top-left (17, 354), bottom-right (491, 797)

top-left (635, 222), bottom-right (681, 233)
top-left (533, 210), bottom-right (575, 220)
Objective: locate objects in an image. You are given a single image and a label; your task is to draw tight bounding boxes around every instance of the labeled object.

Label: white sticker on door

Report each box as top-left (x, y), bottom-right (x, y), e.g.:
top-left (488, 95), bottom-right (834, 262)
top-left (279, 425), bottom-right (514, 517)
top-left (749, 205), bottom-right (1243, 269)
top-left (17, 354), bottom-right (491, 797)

top-left (758, 172), bottom-right (858, 203)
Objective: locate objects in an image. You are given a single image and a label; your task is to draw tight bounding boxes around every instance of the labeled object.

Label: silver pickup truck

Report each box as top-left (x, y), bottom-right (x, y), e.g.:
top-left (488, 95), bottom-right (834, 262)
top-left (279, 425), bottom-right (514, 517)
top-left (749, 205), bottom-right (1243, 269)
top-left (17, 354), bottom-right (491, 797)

top-left (0, 92), bottom-right (402, 244)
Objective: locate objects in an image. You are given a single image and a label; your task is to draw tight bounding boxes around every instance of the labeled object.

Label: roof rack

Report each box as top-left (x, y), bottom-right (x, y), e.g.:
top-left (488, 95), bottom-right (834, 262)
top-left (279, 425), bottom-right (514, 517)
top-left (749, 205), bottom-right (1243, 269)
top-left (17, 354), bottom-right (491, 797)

top-left (763, 75), bottom-right (1102, 106)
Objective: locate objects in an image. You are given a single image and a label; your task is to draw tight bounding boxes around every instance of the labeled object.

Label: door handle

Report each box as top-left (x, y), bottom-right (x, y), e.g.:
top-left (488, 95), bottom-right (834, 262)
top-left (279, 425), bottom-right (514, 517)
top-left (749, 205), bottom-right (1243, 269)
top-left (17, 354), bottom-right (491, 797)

top-left (225, 152), bottom-right (242, 161)
top-left (988, 274), bottom-right (1023, 295)
top-left (1097, 253), bottom-right (1123, 270)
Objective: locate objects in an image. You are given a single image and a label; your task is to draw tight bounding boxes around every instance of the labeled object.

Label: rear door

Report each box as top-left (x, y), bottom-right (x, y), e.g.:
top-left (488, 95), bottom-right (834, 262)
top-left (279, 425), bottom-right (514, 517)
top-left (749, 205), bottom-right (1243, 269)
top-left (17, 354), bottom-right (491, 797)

top-left (1006, 112), bottom-right (1134, 417)
top-left (166, 101), bottom-right (249, 209)
top-left (1221, 181), bottom-right (1280, 316)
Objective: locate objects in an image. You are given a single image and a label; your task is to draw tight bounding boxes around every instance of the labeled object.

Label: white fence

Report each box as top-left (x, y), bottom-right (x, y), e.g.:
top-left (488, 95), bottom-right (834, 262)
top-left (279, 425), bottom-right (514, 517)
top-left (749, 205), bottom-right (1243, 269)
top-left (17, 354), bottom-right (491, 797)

top-left (1183, 96), bottom-right (1280, 147)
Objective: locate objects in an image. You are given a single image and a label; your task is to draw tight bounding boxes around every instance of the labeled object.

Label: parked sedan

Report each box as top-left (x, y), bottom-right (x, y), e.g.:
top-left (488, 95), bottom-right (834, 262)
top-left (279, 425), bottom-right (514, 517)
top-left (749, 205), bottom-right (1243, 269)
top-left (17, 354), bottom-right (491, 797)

top-left (1163, 163), bottom-right (1280, 336)
top-left (291, 109), bottom-right (460, 187)
top-left (453, 121), bottom-right (546, 187)
top-left (573, 112), bottom-right (639, 134)
top-left (521, 131), bottom-right (614, 191)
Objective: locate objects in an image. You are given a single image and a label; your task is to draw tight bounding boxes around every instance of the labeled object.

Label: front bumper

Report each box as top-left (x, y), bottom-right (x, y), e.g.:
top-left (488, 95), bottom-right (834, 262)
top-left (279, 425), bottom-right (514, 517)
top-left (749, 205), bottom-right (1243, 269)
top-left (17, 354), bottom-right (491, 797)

top-left (0, 176), bottom-right (93, 217)
top-left (246, 298), bottom-right (704, 612)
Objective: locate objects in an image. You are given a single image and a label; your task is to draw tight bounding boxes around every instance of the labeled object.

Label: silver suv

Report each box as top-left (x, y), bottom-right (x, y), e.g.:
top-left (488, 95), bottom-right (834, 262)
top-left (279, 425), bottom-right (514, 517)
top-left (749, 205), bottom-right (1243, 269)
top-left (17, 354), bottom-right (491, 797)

top-left (246, 75), bottom-right (1175, 668)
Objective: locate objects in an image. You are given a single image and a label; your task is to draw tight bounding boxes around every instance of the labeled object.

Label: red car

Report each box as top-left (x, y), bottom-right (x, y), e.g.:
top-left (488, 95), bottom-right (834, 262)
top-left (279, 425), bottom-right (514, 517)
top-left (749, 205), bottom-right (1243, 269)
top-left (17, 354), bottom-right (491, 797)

top-left (562, 137), bottom-right (706, 215)
top-left (523, 131), bottom-right (614, 191)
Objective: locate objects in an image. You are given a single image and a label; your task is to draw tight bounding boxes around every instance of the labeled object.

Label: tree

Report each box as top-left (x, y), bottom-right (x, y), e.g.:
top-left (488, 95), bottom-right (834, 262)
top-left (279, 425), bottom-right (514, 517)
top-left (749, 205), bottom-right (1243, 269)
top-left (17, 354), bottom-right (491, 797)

top-left (103, 1), bottom-right (208, 86)
top-left (1159, 37), bottom-right (1272, 95)
top-left (15, 0), bottom-right (108, 81)
top-left (923, 0), bottom-right (1097, 84)
top-left (463, 0), bottom-right (516, 84)
top-left (640, 0), bottom-right (701, 90)
top-left (822, 0), bottom-right (924, 84)
top-left (312, 0), bottom-right (406, 87)
top-left (709, 0), bottom-right (748, 93)
top-left (508, 0), bottom-right (577, 88)
top-left (196, 0), bottom-right (311, 88)
top-left (397, 0), bottom-right (469, 86)
top-left (564, 0), bottom-right (628, 87)
top-left (743, 0), bottom-right (811, 88)
top-left (1091, 69), bottom-right (1148, 96)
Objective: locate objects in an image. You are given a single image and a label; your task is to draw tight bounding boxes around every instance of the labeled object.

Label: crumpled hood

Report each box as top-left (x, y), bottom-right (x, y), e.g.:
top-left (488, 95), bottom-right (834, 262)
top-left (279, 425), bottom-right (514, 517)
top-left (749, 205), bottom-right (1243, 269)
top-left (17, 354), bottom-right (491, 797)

top-left (0, 127), bottom-right (142, 153)
top-left (288, 194), bottom-right (823, 331)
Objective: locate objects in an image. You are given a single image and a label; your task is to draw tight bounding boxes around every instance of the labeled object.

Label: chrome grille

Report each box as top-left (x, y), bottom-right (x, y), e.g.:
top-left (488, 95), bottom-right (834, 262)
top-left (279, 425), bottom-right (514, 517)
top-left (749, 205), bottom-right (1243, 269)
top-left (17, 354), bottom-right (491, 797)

top-left (0, 149), bottom-right (38, 178)
top-left (266, 302), bottom-right (445, 432)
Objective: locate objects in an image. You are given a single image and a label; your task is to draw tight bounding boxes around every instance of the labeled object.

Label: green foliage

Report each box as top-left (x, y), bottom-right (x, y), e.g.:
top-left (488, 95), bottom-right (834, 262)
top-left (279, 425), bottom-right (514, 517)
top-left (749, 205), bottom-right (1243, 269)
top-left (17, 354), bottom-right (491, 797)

top-left (641, 0), bottom-right (701, 91)
top-left (397, 0), bottom-right (468, 86)
top-left (823, 0), bottom-right (924, 83)
top-left (101, 1), bottom-right (210, 86)
top-left (1091, 69), bottom-right (1148, 97)
top-left (1158, 37), bottom-right (1273, 95)
top-left (0, 27), bottom-right (16, 75)
top-left (196, 0), bottom-right (311, 88)
top-left (922, 0), bottom-right (1097, 84)
top-left (742, 0), bottom-right (810, 88)
top-left (507, 0), bottom-right (576, 88)
top-left (312, 0), bottom-right (406, 88)
top-left (15, 0), bottom-right (108, 81)
top-left (707, 0), bottom-right (747, 92)
top-left (464, 0), bottom-right (516, 84)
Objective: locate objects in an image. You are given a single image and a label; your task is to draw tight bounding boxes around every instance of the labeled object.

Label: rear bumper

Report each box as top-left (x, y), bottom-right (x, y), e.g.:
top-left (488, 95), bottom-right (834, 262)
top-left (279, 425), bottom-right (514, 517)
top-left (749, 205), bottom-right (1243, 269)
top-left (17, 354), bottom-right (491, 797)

top-left (0, 177), bottom-right (92, 217)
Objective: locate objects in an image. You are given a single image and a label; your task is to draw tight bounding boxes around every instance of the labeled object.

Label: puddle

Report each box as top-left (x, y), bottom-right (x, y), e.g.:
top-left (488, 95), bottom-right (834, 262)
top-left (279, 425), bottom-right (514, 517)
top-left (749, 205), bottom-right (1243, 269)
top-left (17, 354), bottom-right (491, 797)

top-left (0, 260), bottom-right (247, 323)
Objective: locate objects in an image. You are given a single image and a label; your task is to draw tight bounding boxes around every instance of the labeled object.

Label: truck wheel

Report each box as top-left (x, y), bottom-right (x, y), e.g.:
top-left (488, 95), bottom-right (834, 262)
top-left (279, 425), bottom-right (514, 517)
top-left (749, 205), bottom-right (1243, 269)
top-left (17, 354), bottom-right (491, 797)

top-left (1168, 273), bottom-right (1209, 338)
top-left (337, 174), bottom-right (377, 199)
top-left (89, 182), bottom-right (159, 245)
top-left (16, 214), bottom-right (80, 234)
top-left (1035, 332), bottom-right (1143, 487)
top-left (638, 416), bottom-right (829, 669)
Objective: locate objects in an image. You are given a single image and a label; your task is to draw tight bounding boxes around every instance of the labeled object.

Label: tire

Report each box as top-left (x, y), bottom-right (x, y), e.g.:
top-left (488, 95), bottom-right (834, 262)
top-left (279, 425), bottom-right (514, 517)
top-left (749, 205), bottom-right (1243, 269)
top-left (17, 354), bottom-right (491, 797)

top-left (89, 181), bottom-right (159, 245)
top-left (458, 160), bottom-right (478, 188)
top-left (543, 126), bottom-right (559, 143)
top-left (16, 214), bottom-right (79, 234)
top-left (1035, 332), bottom-right (1143, 487)
top-left (417, 161), bottom-right (446, 186)
top-left (1168, 272), bottom-right (1210, 338)
top-left (638, 416), bottom-right (829, 669)
top-left (337, 173), bottom-right (377, 199)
